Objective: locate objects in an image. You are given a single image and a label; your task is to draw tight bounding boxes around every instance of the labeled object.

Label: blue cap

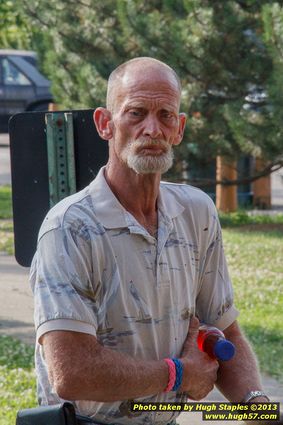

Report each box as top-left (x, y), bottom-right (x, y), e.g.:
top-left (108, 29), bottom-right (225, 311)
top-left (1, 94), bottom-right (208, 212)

top-left (214, 339), bottom-right (235, 361)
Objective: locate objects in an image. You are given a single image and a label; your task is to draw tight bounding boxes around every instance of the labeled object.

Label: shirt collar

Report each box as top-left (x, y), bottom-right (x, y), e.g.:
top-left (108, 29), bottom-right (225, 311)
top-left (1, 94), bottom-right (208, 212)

top-left (89, 166), bottom-right (184, 229)
top-left (159, 181), bottom-right (185, 221)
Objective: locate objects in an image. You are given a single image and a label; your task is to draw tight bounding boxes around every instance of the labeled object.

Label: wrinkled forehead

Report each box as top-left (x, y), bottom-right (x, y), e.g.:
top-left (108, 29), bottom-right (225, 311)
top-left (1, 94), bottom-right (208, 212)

top-left (109, 64), bottom-right (181, 112)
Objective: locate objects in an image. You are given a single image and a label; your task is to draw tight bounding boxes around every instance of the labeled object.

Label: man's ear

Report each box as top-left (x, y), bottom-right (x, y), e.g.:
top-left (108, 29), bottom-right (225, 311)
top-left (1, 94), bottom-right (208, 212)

top-left (93, 107), bottom-right (113, 140)
top-left (172, 113), bottom-right (187, 146)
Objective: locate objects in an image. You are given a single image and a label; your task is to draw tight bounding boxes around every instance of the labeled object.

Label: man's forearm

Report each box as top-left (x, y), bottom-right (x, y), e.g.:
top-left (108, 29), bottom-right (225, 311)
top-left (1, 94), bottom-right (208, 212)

top-left (216, 322), bottom-right (265, 402)
top-left (43, 330), bottom-right (168, 402)
top-left (42, 317), bottom-right (219, 403)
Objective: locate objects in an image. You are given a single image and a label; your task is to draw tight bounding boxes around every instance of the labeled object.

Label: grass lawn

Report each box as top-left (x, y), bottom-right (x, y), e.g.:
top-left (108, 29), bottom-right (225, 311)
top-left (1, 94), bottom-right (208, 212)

top-left (222, 226), bottom-right (283, 380)
top-left (0, 220), bottom-right (14, 255)
top-left (0, 186), bottom-right (14, 255)
top-left (0, 336), bottom-right (36, 425)
top-left (0, 186), bottom-right (12, 219)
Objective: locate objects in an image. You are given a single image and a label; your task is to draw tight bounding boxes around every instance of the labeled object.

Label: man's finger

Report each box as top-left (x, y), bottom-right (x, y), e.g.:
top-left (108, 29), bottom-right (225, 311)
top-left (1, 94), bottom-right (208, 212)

top-left (182, 316), bottom-right (200, 356)
top-left (188, 316), bottom-right (200, 339)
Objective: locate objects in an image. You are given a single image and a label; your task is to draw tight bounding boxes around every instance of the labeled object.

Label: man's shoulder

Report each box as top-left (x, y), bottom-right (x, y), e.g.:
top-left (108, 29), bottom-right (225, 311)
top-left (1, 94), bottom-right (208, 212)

top-left (160, 180), bottom-right (215, 208)
top-left (38, 186), bottom-right (94, 239)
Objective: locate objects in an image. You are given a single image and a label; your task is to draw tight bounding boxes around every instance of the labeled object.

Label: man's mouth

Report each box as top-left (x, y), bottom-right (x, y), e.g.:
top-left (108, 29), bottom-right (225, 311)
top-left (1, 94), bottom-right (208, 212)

top-left (137, 144), bottom-right (167, 155)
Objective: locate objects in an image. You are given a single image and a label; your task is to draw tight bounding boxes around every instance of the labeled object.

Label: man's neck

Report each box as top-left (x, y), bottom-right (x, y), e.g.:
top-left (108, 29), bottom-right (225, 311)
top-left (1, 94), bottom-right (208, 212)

top-left (104, 162), bottom-right (161, 235)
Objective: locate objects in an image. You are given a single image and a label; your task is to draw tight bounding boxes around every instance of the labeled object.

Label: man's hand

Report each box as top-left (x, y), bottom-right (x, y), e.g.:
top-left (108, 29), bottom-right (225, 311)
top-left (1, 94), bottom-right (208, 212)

top-left (180, 316), bottom-right (219, 400)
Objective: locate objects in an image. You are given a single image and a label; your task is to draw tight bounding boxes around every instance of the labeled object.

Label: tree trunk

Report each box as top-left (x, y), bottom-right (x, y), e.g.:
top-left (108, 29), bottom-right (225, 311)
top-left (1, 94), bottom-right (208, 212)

top-left (252, 158), bottom-right (271, 209)
top-left (216, 156), bottom-right (238, 212)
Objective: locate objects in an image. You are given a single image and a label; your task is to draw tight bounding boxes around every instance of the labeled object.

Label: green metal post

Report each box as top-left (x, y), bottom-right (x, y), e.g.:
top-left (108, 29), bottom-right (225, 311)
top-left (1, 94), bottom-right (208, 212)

top-left (46, 112), bottom-right (76, 208)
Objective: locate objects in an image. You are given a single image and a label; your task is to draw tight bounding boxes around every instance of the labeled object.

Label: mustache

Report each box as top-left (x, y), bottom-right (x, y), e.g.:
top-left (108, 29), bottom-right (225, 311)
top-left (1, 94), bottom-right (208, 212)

top-left (131, 139), bottom-right (169, 150)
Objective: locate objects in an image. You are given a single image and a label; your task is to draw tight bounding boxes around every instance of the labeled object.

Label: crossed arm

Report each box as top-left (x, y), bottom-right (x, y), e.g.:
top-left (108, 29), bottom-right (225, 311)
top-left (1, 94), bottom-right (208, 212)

top-left (41, 318), bottom-right (266, 404)
top-left (218, 321), bottom-right (266, 402)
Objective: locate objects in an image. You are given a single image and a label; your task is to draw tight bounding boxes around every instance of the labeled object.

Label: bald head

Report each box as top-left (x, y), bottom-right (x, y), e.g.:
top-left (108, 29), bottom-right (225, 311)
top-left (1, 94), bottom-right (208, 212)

top-left (106, 57), bottom-right (182, 112)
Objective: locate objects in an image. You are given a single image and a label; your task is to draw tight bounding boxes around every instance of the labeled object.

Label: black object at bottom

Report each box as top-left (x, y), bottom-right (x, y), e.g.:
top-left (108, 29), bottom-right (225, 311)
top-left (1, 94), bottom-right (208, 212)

top-left (16, 402), bottom-right (99, 425)
top-left (16, 403), bottom-right (178, 424)
top-left (16, 402), bottom-right (77, 425)
top-left (76, 413), bottom-right (98, 424)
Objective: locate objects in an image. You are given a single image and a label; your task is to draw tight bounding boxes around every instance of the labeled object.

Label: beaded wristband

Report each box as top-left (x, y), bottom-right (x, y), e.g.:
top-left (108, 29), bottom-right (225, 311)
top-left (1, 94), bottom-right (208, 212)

top-left (172, 358), bottom-right (183, 391)
top-left (164, 358), bottom-right (176, 392)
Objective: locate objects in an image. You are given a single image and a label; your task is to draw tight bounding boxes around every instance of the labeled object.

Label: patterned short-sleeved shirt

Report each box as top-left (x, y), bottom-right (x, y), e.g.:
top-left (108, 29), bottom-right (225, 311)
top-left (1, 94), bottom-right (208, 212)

top-left (30, 167), bottom-right (238, 425)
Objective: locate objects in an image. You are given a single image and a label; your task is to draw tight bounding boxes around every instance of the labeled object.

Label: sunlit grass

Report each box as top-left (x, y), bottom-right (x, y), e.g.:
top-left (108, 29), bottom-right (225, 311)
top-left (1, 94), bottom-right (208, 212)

top-left (0, 336), bottom-right (37, 425)
top-left (0, 220), bottom-right (14, 255)
top-left (0, 186), bottom-right (14, 255)
top-left (223, 228), bottom-right (283, 380)
top-left (0, 186), bottom-right (12, 219)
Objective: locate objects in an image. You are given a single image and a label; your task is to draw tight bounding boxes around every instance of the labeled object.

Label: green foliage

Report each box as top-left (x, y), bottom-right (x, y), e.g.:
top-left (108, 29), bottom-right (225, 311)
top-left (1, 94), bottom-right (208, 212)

top-left (220, 211), bottom-right (283, 226)
top-left (20, 0), bottom-right (283, 181)
top-left (260, 3), bottom-right (283, 158)
top-left (0, 186), bottom-right (12, 219)
top-left (0, 0), bottom-right (32, 49)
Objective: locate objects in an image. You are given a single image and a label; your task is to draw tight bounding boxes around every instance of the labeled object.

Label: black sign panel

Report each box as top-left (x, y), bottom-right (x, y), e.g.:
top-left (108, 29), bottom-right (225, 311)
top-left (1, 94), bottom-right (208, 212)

top-left (9, 109), bottom-right (108, 267)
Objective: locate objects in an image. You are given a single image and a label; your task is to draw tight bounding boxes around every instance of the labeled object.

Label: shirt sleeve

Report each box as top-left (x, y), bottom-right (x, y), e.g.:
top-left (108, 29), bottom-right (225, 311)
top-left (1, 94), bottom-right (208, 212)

top-left (196, 206), bottom-right (239, 330)
top-left (30, 224), bottom-right (99, 343)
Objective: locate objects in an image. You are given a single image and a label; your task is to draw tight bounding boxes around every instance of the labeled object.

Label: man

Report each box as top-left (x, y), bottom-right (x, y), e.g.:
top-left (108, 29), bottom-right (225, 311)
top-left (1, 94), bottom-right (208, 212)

top-left (30, 57), bottom-right (269, 425)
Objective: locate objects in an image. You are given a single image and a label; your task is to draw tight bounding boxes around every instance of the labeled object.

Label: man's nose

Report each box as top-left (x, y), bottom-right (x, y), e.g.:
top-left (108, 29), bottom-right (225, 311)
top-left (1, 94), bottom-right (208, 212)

top-left (143, 115), bottom-right (162, 139)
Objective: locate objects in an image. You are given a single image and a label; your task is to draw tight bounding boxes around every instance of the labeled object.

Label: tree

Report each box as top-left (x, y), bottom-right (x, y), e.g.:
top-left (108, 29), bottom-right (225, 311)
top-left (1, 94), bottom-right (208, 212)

top-left (21, 0), bottom-right (283, 186)
top-left (0, 0), bottom-right (34, 49)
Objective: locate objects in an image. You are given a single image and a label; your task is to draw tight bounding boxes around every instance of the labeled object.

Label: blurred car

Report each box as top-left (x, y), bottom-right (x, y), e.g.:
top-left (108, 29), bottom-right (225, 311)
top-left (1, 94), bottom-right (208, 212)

top-left (0, 49), bottom-right (53, 131)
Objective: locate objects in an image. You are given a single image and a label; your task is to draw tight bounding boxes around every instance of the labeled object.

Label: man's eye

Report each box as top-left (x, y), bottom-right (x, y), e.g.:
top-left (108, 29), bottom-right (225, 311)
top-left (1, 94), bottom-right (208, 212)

top-left (161, 112), bottom-right (173, 119)
top-left (129, 110), bottom-right (143, 117)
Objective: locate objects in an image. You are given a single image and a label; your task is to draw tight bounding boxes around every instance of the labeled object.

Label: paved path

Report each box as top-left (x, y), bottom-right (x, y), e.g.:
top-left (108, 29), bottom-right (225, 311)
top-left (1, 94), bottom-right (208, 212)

top-left (0, 252), bottom-right (282, 424)
top-left (0, 253), bottom-right (34, 344)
